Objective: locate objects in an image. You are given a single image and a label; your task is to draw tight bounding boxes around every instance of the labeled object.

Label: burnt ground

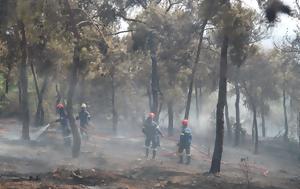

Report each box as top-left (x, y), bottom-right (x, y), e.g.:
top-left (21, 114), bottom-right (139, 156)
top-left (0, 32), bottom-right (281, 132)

top-left (0, 118), bottom-right (299, 189)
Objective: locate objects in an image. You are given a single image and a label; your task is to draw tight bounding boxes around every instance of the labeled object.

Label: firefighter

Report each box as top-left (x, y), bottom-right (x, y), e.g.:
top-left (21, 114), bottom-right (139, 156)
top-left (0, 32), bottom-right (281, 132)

top-left (76, 103), bottom-right (91, 140)
top-left (56, 103), bottom-right (71, 146)
top-left (142, 112), bottom-right (163, 159)
top-left (178, 119), bottom-right (192, 165)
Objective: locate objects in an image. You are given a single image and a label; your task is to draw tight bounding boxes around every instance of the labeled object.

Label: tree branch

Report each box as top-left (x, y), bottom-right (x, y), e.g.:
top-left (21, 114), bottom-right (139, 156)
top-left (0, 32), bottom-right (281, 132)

top-left (109, 30), bottom-right (134, 36)
top-left (296, 0), bottom-right (300, 12)
top-left (70, 7), bottom-right (107, 44)
top-left (166, 0), bottom-right (181, 12)
top-left (76, 20), bottom-right (93, 28)
top-left (116, 13), bottom-right (146, 24)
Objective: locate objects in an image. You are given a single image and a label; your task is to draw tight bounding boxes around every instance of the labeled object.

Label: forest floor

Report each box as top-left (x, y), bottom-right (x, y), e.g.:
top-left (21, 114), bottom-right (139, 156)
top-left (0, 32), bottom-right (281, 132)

top-left (0, 118), bottom-right (299, 189)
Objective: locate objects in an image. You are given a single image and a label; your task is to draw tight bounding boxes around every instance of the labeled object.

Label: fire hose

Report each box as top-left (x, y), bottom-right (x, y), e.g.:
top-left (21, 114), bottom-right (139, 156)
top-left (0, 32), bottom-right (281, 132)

top-left (72, 130), bottom-right (270, 176)
top-left (162, 136), bottom-right (269, 176)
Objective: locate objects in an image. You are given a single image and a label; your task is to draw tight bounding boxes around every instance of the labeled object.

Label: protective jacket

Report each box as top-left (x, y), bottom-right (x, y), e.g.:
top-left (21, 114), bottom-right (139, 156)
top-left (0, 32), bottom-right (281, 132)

top-left (179, 127), bottom-right (192, 148)
top-left (56, 109), bottom-right (69, 129)
top-left (55, 108), bottom-right (71, 146)
top-left (143, 119), bottom-right (162, 137)
top-left (77, 110), bottom-right (91, 127)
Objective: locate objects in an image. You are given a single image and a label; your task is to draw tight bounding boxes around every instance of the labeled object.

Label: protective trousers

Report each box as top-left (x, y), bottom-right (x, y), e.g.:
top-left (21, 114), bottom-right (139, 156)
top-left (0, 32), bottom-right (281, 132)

top-left (145, 136), bottom-right (158, 159)
top-left (178, 145), bottom-right (191, 164)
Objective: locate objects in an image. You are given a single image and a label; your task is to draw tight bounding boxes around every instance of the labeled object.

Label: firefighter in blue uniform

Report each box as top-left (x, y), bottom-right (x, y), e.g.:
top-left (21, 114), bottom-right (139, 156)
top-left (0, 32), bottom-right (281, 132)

top-left (178, 119), bottom-right (192, 165)
top-left (142, 112), bottom-right (163, 159)
top-left (76, 103), bottom-right (91, 140)
top-left (56, 103), bottom-right (71, 146)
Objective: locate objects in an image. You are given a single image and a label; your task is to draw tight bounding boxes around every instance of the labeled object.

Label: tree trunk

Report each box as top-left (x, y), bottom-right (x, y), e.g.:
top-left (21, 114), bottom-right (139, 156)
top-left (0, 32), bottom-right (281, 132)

top-left (289, 97), bottom-right (294, 120)
top-left (252, 117), bottom-right (255, 143)
top-left (157, 97), bottom-right (163, 121)
top-left (261, 110), bottom-right (266, 137)
top-left (18, 80), bottom-right (21, 106)
top-left (64, 0), bottom-right (82, 158)
top-left (18, 20), bottom-right (30, 140)
top-left (225, 99), bottom-right (232, 140)
top-left (234, 66), bottom-right (241, 146)
top-left (66, 44), bottom-right (81, 158)
top-left (79, 76), bottom-right (86, 104)
top-left (209, 35), bottom-right (228, 174)
top-left (195, 84), bottom-right (200, 125)
top-left (243, 82), bottom-right (258, 151)
top-left (55, 83), bottom-right (61, 105)
top-left (168, 100), bottom-right (174, 136)
top-left (35, 74), bottom-right (49, 126)
top-left (149, 33), bottom-right (159, 121)
top-left (30, 62), bottom-right (42, 126)
top-left (5, 62), bottom-right (12, 94)
top-left (253, 103), bottom-right (258, 154)
top-left (184, 19), bottom-right (207, 119)
top-left (297, 112), bottom-right (300, 148)
top-left (1, 59), bottom-right (11, 100)
top-left (199, 84), bottom-right (202, 112)
top-left (147, 82), bottom-right (152, 112)
top-left (111, 71), bottom-right (118, 133)
top-left (4, 30), bottom-right (15, 95)
top-left (283, 89), bottom-right (289, 142)
top-left (30, 62), bottom-right (40, 104)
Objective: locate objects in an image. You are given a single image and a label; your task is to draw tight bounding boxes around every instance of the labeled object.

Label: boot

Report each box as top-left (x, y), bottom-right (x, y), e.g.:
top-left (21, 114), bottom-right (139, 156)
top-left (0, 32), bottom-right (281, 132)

top-left (145, 148), bottom-right (149, 158)
top-left (186, 155), bottom-right (191, 165)
top-left (152, 150), bottom-right (156, 159)
top-left (178, 155), bottom-right (183, 164)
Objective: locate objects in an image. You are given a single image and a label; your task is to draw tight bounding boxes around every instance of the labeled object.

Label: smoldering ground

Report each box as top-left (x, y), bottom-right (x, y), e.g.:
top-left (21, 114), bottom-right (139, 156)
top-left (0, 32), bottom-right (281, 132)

top-left (0, 103), bottom-right (298, 181)
top-left (0, 90), bottom-right (297, 188)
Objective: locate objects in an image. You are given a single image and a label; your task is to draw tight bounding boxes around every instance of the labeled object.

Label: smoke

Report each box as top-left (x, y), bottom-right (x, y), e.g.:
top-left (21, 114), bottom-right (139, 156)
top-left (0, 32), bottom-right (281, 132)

top-left (265, 0), bottom-right (292, 23)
